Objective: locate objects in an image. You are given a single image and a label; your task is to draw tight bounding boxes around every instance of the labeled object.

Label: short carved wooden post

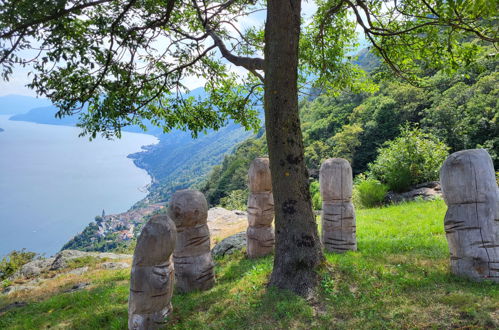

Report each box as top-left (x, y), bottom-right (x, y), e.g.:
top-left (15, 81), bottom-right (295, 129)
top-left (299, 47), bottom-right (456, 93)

top-left (440, 149), bottom-right (499, 282)
top-left (247, 157), bottom-right (275, 258)
top-left (320, 158), bottom-right (357, 253)
top-left (168, 189), bottom-right (215, 292)
top-left (128, 214), bottom-right (176, 330)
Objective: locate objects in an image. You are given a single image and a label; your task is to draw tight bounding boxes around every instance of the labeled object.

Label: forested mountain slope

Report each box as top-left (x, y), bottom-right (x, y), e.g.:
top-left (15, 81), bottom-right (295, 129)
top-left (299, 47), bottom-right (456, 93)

top-left (201, 52), bottom-right (498, 206)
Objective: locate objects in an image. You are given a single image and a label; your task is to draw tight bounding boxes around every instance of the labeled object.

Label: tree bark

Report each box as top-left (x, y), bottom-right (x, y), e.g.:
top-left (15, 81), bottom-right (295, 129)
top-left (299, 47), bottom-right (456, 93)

top-left (265, 0), bottom-right (324, 298)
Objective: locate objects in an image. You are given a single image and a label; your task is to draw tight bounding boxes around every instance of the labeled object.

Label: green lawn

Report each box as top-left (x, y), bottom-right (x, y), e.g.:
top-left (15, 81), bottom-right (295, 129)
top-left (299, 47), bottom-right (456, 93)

top-left (1, 199), bottom-right (498, 329)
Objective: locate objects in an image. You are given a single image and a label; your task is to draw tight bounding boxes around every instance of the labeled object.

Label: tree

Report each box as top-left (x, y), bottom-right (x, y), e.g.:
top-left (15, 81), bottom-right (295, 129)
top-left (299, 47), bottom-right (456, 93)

top-left (1, 0), bottom-right (496, 297)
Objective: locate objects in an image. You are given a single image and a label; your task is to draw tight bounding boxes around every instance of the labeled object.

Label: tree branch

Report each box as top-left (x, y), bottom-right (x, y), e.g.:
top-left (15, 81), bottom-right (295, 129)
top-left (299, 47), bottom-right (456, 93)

top-left (208, 30), bottom-right (264, 71)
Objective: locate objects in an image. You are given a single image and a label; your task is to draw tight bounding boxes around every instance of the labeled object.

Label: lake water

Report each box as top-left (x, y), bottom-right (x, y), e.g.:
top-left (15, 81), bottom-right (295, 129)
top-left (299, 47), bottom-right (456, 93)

top-left (0, 115), bottom-right (158, 257)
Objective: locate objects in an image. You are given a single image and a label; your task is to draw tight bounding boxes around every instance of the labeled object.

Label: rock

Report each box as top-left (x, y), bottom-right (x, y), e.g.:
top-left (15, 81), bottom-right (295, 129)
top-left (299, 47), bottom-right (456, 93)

top-left (129, 214), bottom-right (176, 329)
top-left (64, 282), bottom-right (90, 293)
top-left (320, 158), bottom-right (357, 253)
top-left (246, 158), bottom-right (275, 258)
top-left (440, 149), bottom-right (499, 282)
top-left (168, 190), bottom-right (215, 293)
top-left (212, 232), bottom-right (247, 257)
top-left (87, 252), bottom-right (132, 260)
top-left (50, 250), bottom-right (131, 270)
top-left (206, 207), bottom-right (247, 246)
top-left (102, 262), bottom-right (130, 270)
top-left (14, 257), bottom-right (55, 279)
top-left (386, 182), bottom-right (442, 203)
top-left (0, 301), bottom-right (27, 314)
top-left (3, 285), bottom-right (36, 295)
top-left (68, 266), bottom-right (89, 276)
top-left (50, 250), bottom-right (88, 270)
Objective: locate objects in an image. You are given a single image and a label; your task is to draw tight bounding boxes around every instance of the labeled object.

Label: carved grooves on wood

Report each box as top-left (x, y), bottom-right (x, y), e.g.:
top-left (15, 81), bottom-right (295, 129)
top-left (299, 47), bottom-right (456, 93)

top-left (247, 158), bottom-right (275, 258)
top-left (320, 158), bottom-right (357, 253)
top-left (168, 189), bottom-right (215, 293)
top-left (440, 149), bottom-right (499, 282)
top-left (128, 214), bottom-right (176, 329)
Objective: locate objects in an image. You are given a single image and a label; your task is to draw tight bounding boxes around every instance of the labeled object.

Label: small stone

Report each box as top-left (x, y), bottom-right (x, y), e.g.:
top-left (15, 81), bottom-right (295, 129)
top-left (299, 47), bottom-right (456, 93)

top-left (101, 262), bottom-right (129, 270)
top-left (212, 232), bottom-right (247, 257)
top-left (68, 266), bottom-right (89, 276)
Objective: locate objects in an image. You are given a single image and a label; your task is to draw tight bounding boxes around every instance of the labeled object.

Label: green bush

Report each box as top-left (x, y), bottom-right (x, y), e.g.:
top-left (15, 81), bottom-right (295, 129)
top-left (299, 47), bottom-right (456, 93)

top-left (368, 126), bottom-right (449, 192)
top-left (309, 180), bottom-right (322, 210)
top-left (219, 189), bottom-right (248, 210)
top-left (0, 249), bottom-right (38, 280)
top-left (353, 175), bottom-right (389, 208)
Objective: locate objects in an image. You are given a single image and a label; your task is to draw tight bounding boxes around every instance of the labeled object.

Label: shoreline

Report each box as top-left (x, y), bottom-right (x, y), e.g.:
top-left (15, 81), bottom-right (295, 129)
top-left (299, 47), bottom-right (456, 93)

top-left (0, 115), bottom-right (159, 257)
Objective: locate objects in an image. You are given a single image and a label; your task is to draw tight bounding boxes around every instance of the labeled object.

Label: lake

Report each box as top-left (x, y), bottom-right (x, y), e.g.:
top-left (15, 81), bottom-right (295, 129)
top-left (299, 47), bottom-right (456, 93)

top-left (0, 115), bottom-right (158, 257)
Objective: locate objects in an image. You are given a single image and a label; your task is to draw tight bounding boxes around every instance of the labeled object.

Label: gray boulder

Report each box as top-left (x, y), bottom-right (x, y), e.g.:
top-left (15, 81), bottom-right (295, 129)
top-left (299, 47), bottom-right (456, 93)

top-left (101, 262), bottom-right (130, 270)
top-left (386, 181), bottom-right (442, 203)
top-left (15, 258), bottom-right (55, 279)
top-left (67, 266), bottom-right (89, 276)
top-left (50, 250), bottom-right (131, 270)
top-left (212, 232), bottom-right (247, 258)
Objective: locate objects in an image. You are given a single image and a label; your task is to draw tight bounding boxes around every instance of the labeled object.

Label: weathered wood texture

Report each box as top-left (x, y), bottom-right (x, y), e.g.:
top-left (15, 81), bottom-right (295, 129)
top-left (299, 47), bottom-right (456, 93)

top-left (247, 157), bottom-right (275, 258)
top-left (128, 214), bottom-right (176, 330)
top-left (440, 149), bottom-right (499, 282)
top-left (320, 158), bottom-right (357, 253)
top-left (168, 189), bottom-right (215, 293)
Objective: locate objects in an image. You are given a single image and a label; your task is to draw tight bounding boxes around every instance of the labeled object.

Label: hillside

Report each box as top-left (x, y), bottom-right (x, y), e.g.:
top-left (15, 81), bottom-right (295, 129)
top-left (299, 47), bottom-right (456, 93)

top-left (200, 51), bottom-right (498, 206)
top-left (131, 122), bottom-right (254, 207)
top-left (1, 200), bottom-right (498, 329)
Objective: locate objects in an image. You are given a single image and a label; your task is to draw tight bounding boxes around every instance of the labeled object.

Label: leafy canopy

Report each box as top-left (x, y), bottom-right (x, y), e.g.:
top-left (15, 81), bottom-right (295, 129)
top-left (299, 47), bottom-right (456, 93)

top-left (0, 0), bottom-right (496, 138)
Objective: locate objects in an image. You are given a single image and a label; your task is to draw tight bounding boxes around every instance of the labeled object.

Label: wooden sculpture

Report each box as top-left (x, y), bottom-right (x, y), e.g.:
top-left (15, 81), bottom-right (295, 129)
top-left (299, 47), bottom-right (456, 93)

top-left (440, 149), bottom-right (499, 282)
top-left (128, 214), bottom-right (176, 329)
top-left (168, 189), bottom-right (215, 292)
top-left (319, 158), bottom-right (357, 253)
top-left (247, 157), bottom-right (275, 258)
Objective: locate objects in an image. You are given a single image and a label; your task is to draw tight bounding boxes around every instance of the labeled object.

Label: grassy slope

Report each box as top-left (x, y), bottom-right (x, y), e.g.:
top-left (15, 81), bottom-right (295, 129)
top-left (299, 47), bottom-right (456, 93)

top-left (1, 200), bottom-right (498, 329)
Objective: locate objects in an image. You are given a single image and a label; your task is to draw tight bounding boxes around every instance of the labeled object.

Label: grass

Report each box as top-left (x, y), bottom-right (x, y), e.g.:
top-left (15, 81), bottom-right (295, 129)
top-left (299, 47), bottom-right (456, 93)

top-left (1, 199), bottom-right (498, 329)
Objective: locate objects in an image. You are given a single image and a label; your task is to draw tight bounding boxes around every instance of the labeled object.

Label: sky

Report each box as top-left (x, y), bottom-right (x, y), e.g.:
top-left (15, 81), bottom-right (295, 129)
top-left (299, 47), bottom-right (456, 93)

top-left (0, 1), bottom-right (339, 97)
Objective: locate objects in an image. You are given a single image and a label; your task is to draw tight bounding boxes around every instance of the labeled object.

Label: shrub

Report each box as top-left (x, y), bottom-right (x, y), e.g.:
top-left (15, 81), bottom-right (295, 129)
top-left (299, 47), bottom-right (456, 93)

top-left (0, 249), bottom-right (38, 280)
top-left (368, 126), bottom-right (449, 192)
top-left (220, 189), bottom-right (248, 210)
top-left (309, 180), bottom-right (322, 210)
top-left (353, 175), bottom-right (389, 208)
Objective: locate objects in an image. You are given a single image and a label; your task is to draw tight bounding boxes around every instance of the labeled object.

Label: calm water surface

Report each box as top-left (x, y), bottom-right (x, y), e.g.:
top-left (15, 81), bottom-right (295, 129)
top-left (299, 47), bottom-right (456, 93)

top-left (0, 115), bottom-right (158, 257)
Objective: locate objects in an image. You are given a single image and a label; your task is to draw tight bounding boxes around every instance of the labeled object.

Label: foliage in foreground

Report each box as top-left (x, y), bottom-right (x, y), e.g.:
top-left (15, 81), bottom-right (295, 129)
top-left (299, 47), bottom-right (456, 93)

top-left (1, 200), bottom-right (498, 329)
top-left (0, 250), bottom-right (37, 281)
top-left (353, 175), bottom-right (389, 208)
top-left (368, 127), bottom-right (449, 192)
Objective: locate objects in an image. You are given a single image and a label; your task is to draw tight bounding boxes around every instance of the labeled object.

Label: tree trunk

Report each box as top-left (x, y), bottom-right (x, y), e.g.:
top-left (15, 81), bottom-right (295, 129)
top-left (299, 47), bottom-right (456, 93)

top-left (264, 0), bottom-right (324, 298)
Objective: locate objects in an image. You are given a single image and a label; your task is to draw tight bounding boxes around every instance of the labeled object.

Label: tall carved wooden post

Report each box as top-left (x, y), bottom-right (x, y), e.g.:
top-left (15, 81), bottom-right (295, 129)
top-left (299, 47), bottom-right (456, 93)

top-left (440, 149), bottom-right (499, 282)
top-left (128, 214), bottom-right (176, 330)
top-left (320, 158), bottom-right (357, 253)
top-left (247, 157), bottom-right (275, 258)
top-left (168, 189), bottom-right (215, 292)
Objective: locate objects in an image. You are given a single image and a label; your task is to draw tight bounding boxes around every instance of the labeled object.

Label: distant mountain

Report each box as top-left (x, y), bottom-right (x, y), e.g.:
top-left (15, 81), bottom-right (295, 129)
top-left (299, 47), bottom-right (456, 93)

top-left (0, 94), bottom-right (51, 115)
top-left (353, 47), bottom-right (380, 72)
top-left (8, 87), bottom-right (209, 137)
top-left (10, 105), bottom-right (79, 126)
top-left (9, 104), bottom-right (167, 135)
